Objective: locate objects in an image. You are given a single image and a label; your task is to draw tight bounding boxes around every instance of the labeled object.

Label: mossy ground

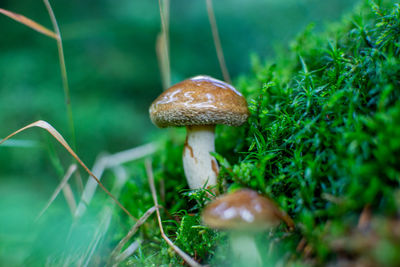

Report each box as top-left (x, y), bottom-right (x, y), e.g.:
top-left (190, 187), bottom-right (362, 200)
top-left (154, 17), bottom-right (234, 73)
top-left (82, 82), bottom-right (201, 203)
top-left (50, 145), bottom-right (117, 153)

top-left (116, 0), bottom-right (400, 266)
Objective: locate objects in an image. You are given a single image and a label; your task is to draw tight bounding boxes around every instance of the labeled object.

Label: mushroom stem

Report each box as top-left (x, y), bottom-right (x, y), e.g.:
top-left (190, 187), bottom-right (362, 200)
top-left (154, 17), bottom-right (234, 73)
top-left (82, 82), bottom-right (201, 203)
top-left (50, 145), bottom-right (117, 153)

top-left (229, 232), bottom-right (262, 267)
top-left (183, 125), bottom-right (218, 189)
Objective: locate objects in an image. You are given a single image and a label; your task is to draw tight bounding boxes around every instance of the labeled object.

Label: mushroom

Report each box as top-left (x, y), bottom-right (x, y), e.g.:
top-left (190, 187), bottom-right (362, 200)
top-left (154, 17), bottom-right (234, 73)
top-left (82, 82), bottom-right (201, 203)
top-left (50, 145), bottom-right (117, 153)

top-left (149, 75), bottom-right (249, 189)
top-left (202, 189), bottom-right (294, 266)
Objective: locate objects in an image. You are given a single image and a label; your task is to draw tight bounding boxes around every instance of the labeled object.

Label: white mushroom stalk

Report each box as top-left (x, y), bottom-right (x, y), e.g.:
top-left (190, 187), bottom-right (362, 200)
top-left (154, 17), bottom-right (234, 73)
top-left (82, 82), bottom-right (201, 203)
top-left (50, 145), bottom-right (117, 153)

top-left (229, 231), bottom-right (262, 267)
top-left (183, 125), bottom-right (218, 189)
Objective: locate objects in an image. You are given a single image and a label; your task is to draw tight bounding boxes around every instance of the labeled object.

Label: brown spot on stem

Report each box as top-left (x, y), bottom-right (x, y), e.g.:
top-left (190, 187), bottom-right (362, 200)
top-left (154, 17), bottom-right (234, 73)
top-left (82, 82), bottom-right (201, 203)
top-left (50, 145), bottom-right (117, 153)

top-left (184, 144), bottom-right (195, 159)
top-left (183, 134), bottom-right (195, 159)
top-left (358, 204), bottom-right (371, 230)
top-left (211, 158), bottom-right (219, 176)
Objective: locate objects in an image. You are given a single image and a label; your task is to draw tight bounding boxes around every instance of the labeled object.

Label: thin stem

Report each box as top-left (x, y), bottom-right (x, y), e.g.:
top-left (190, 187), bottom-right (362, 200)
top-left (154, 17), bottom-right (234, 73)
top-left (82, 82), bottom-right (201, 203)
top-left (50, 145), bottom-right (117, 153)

top-left (146, 159), bottom-right (203, 267)
top-left (43, 0), bottom-right (76, 151)
top-left (206, 0), bottom-right (231, 84)
top-left (35, 164), bottom-right (77, 220)
top-left (43, 0), bottom-right (83, 193)
top-left (158, 0), bottom-right (171, 89)
top-left (109, 205), bottom-right (157, 263)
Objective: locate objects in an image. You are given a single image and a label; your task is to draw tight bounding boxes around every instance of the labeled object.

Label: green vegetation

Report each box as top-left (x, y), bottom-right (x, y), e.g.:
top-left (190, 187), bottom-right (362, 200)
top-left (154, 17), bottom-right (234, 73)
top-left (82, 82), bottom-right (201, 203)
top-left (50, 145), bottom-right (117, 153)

top-left (1, 0), bottom-right (399, 266)
top-left (118, 0), bottom-right (400, 265)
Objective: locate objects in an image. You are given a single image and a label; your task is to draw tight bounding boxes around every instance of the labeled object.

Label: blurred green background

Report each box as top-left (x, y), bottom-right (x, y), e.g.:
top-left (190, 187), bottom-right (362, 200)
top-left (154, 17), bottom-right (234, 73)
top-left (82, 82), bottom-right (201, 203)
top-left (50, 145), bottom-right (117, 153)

top-left (0, 0), bottom-right (357, 264)
top-left (1, 0), bottom-right (357, 160)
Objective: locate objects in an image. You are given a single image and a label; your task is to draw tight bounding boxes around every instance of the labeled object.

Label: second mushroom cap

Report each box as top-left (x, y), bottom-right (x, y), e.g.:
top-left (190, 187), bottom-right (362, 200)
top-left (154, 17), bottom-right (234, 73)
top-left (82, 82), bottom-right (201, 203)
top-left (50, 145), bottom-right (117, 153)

top-left (202, 189), bottom-right (294, 231)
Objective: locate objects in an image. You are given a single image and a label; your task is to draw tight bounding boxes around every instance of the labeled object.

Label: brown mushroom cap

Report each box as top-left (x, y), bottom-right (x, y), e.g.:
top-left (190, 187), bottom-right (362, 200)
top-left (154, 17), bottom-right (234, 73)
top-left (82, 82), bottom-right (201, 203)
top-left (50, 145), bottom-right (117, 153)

top-left (149, 75), bottom-right (249, 128)
top-left (202, 189), bottom-right (293, 231)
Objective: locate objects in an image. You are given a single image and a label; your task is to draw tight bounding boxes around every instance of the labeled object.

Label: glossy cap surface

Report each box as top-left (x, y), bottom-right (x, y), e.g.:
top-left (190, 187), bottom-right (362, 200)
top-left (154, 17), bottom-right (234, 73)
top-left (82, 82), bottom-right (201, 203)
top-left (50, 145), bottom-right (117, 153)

top-left (149, 75), bottom-right (249, 128)
top-left (202, 189), bottom-right (293, 231)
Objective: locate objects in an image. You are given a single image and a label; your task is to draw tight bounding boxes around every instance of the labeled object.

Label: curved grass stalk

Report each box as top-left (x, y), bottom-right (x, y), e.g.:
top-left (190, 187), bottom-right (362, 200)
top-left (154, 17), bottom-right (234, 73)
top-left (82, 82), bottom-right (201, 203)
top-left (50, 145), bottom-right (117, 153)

top-left (43, 0), bottom-right (85, 193)
top-left (35, 164), bottom-right (77, 221)
top-left (109, 205), bottom-right (158, 266)
top-left (43, 0), bottom-right (76, 151)
top-left (146, 159), bottom-right (203, 267)
top-left (0, 120), bottom-right (136, 220)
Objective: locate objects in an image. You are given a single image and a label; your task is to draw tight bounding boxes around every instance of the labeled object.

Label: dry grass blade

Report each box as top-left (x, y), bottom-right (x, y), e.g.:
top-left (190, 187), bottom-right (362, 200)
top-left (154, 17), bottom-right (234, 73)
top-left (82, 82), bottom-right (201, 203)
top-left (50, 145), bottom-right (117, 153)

top-left (2, 1), bottom-right (81, 191)
top-left (62, 176), bottom-right (77, 215)
top-left (0, 8), bottom-right (57, 39)
top-left (106, 143), bottom-right (157, 168)
top-left (205, 0), bottom-right (231, 84)
top-left (35, 164), bottom-right (78, 221)
top-left (74, 154), bottom-right (108, 219)
top-left (0, 120), bottom-right (135, 220)
top-left (43, 0), bottom-right (81, 191)
top-left (75, 143), bottom-right (157, 219)
top-left (78, 166), bottom-right (129, 267)
top-left (113, 239), bottom-right (142, 266)
top-left (156, 34), bottom-right (169, 90)
top-left (145, 159), bottom-right (203, 267)
top-left (43, 0), bottom-right (77, 154)
top-left (157, 0), bottom-right (171, 90)
top-left (109, 205), bottom-right (158, 265)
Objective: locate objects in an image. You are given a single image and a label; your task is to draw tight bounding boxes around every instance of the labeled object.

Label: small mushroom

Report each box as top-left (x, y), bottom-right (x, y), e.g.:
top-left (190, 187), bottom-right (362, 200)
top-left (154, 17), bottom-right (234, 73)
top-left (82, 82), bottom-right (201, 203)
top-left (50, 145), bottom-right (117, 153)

top-left (202, 189), bottom-right (294, 266)
top-left (149, 75), bottom-right (249, 189)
